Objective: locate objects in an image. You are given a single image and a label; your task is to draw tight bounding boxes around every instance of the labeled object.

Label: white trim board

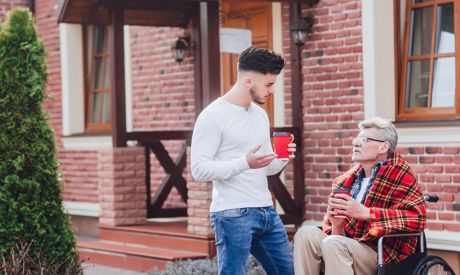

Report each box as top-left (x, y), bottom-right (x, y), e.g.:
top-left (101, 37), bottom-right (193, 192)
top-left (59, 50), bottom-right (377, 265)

top-left (63, 202), bottom-right (100, 217)
top-left (272, 2), bottom-right (285, 127)
top-left (62, 135), bottom-right (112, 149)
top-left (398, 127), bottom-right (460, 146)
top-left (426, 230), bottom-right (460, 252)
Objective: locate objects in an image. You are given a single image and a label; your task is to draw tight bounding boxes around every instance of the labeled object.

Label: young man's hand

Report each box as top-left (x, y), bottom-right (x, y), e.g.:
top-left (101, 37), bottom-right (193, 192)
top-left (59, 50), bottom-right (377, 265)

top-left (287, 137), bottom-right (296, 159)
top-left (246, 145), bottom-right (276, 169)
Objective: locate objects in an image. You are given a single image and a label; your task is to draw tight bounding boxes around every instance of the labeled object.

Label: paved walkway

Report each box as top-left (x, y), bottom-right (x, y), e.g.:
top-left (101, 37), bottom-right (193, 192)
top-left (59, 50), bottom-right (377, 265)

top-left (83, 263), bottom-right (148, 275)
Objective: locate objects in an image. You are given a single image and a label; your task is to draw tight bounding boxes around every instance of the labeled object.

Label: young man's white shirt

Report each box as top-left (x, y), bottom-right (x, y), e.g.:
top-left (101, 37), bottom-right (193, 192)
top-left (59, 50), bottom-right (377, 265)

top-left (191, 97), bottom-right (287, 212)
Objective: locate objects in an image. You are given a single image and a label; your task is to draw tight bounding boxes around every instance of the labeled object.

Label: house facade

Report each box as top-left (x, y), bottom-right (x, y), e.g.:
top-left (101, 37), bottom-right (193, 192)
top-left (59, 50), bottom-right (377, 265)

top-left (1, 0), bottom-right (459, 272)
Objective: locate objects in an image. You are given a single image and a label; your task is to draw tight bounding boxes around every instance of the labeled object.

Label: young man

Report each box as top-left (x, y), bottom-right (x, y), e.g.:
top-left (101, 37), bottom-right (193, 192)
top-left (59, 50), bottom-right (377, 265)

top-left (293, 117), bottom-right (426, 275)
top-left (191, 47), bottom-right (295, 275)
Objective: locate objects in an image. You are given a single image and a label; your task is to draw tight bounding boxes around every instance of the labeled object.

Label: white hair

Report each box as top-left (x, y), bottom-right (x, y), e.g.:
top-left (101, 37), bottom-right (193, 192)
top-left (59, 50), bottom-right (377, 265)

top-left (358, 117), bottom-right (398, 156)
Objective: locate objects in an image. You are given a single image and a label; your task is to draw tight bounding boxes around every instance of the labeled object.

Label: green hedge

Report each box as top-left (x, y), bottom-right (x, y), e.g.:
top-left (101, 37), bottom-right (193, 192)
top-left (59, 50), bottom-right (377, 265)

top-left (0, 8), bottom-right (79, 273)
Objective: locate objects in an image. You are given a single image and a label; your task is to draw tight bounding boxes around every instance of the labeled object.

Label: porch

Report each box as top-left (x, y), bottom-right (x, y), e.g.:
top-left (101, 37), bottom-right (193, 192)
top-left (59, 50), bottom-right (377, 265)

top-left (57, 0), bottom-right (315, 271)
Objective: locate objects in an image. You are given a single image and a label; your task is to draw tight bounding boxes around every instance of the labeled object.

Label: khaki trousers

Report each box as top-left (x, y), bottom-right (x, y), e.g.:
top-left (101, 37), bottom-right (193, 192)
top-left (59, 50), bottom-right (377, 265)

top-left (293, 225), bottom-right (377, 275)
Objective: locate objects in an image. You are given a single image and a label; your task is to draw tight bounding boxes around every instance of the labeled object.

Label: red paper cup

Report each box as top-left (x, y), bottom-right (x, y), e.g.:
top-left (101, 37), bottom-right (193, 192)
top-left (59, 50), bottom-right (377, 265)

top-left (273, 132), bottom-right (293, 159)
top-left (331, 187), bottom-right (350, 218)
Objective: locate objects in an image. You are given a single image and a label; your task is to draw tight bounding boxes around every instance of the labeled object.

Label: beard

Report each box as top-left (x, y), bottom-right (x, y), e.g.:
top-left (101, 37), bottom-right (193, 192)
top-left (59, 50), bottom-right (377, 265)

top-left (250, 86), bottom-right (266, 105)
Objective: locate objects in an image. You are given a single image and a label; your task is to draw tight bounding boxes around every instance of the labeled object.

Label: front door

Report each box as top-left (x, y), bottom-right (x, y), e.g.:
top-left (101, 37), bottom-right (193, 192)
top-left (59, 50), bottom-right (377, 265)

top-left (220, 2), bottom-right (274, 125)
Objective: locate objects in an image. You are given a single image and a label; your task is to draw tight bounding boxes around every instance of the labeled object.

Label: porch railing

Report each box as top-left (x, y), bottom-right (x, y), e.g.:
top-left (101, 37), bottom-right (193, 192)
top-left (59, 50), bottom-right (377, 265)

top-left (126, 127), bottom-right (304, 225)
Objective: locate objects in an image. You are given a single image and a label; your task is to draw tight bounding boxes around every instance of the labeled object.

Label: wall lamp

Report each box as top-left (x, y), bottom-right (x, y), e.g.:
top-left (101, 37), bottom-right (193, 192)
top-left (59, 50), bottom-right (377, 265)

top-left (290, 14), bottom-right (314, 47)
top-left (173, 36), bottom-right (191, 62)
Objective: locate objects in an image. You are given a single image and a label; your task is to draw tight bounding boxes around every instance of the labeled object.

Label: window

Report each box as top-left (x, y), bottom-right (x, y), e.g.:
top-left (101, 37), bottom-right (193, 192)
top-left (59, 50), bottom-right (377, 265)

top-left (83, 25), bottom-right (112, 133)
top-left (398, 0), bottom-right (459, 121)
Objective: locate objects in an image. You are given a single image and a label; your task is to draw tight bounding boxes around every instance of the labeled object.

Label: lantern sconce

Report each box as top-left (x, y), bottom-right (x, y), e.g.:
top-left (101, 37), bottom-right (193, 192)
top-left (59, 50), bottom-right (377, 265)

top-left (173, 36), bottom-right (191, 62)
top-left (290, 14), bottom-right (314, 47)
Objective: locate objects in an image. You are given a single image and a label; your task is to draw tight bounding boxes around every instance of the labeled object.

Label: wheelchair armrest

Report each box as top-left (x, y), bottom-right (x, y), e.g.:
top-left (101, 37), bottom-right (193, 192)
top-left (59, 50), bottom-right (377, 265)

top-left (377, 232), bottom-right (424, 265)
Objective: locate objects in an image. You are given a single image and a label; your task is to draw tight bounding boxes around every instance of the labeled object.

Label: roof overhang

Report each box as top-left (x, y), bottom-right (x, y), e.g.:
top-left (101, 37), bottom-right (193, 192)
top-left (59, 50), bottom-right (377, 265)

top-left (57, 0), bottom-right (320, 26)
top-left (57, 0), bottom-right (199, 27)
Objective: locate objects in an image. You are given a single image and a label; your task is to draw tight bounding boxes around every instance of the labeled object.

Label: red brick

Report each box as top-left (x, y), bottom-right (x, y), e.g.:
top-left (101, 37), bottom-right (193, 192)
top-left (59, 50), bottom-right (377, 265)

top-left (426, 223), bottom-right (443, 231)
top-left (443, 147), bottom-right (459, 154)
top-left (426, 147), bottom-right (443, 154)
top-left (444, 224), bottom-right (460, 231)
top-left (439, 212), bottom-right (454, 220)
top-left (434, 175), bottom-right (451, 183)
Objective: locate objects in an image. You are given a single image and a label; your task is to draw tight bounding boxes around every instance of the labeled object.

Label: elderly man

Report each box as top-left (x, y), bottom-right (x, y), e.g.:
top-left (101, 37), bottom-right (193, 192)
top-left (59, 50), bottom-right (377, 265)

top-left (293, 117), bottom-right (426, 275)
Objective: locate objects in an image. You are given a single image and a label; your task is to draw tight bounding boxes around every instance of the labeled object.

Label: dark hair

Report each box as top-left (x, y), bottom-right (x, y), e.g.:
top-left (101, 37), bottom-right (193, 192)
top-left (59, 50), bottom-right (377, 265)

top-left (238, 47), bottom-right (286, 75)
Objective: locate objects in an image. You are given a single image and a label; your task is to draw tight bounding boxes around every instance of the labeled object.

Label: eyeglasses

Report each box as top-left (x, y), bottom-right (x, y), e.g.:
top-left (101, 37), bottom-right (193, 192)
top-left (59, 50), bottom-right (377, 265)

top-left (352, 136), bottom-right (386, 146)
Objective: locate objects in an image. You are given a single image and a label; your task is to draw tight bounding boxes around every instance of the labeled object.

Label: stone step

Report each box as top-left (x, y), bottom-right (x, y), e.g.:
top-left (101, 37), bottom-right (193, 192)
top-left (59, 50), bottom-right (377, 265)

top-left (78, 240), bottom-right (208, 273)
top-left (98, 221), bottom-right (216, 256)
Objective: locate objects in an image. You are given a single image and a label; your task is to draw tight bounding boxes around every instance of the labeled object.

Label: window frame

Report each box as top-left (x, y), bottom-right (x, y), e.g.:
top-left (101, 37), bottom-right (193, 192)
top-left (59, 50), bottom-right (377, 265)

top-left (82, 24), bottom-right (112, 133)
top-left (397, 0), bottom-right (460, 121)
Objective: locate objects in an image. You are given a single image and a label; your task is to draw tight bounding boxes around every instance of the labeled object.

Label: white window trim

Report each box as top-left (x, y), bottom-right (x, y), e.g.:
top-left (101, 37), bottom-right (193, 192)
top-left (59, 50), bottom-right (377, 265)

top-left (362, 0), bottom-right (396, 121)
top-left (59, 23), bottom-right (133, 149)
top-left (63, 201), bottom-right (100, 217)
top-left (272, 2), bottom-right (285, 127)
top-left (60, 23), bottom-right (85, 136)
top-left (361, 0), bottom-right (460, 145)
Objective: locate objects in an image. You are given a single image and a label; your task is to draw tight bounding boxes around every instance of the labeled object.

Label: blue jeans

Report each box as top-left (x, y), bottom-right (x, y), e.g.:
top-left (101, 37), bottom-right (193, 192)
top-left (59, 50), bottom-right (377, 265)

top-left (210, 206), bottom-right (294, 275)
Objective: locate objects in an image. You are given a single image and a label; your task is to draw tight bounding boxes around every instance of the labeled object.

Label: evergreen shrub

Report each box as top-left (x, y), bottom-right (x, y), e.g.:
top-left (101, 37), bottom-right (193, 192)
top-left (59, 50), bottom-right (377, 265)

top-left (0, 8), bottom-right (80, 274)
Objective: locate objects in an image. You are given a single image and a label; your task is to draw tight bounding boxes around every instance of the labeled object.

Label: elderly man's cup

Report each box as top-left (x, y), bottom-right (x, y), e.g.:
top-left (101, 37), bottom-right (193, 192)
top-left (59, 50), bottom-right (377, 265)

top-left (331, 187), bottom-right (351, 218)
top-left (273, 132), bottom-right (293, 160)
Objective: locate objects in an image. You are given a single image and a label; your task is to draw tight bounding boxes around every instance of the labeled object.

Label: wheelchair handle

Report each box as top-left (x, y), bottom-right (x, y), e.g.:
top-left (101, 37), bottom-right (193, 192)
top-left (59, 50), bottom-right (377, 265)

top-left (424, 195), bottom-right (439, 203)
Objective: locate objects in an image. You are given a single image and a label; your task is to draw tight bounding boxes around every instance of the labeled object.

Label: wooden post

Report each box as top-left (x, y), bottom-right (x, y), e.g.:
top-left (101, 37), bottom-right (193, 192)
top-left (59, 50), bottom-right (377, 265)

top-left (290, 2), bottom-right (305, 225)
top-left (110, 6), bottom-right (127, 147)
top-left (193, 1), bottom-right (221, 116)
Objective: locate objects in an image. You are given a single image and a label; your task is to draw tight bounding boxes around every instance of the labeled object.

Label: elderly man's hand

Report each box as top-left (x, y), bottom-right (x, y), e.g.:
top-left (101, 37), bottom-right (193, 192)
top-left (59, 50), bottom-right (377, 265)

top-left (329, 193), bottom-right (371, 220)
top-left (326, 202), bottom-right (347, 226)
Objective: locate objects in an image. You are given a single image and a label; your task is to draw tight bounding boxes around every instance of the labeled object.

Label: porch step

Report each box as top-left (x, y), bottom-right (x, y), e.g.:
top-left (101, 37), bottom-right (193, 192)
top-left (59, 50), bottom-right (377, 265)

top-left (78, 240), bottom-right (208, 272)
top-left (78, 221), bottom-right (215, 272)
top-left (98, 221), bottom-right (215, 256)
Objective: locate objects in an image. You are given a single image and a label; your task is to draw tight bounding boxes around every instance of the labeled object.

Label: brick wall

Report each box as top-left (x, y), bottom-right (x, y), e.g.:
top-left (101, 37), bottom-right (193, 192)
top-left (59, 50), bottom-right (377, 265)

top-left (130, 26), bottom-right (196, 209)
top-left (59, 150), bottom-right (99, 203)
top-left (130, 26), bottom-right (195, 131)
top-left (0, 0), bottom-right (26, 21)
top-left (292, 0), bottom-right (364, 222)
top-left (296, 0), bottom-right (460, 231)
top-left (399, 146), bottom-right (460, 231)
top-left (98, 147), bottom-right (146, 225)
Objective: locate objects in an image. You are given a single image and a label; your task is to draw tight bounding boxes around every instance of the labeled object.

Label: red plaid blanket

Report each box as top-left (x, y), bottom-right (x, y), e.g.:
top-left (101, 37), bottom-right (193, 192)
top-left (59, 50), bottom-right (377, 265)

top-left (322, 153), bottom-right (426, 263)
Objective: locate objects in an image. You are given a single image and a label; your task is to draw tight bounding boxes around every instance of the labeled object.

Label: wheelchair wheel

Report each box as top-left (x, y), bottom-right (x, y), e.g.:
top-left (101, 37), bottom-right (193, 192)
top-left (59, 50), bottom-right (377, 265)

top-left (412, 255), bottom-right (455, 275)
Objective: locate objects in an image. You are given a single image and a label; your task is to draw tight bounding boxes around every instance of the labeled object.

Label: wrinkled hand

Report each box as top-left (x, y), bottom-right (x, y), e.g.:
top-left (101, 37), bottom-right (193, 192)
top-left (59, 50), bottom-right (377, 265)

top-left (247, 145), bottom-right (276, 169)
top-left (326, 199), bottom-right (347, 227)
top-left (329, 193), bottom-right (371, 220)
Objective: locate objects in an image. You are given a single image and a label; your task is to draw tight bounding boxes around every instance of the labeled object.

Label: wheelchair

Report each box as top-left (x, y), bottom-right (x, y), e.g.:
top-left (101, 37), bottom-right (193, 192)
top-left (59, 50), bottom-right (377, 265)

top-left (377, 195), bottom-right (455, 275)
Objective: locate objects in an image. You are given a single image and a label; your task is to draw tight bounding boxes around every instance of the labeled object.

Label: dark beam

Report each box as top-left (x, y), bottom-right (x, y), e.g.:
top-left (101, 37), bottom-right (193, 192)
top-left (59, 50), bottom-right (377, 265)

top-left (126, 130), bottom-right (193, 142)
top-left (197, 2), bottom-right (220, 113)
top-left (113, 0), bottom-right (196, 12)
top-left (150, 208), bottom-right (188, 218)
top-left (145, 146), bottom-right (152, 218)
top-left (290, 3), bottom-right (305, 224)
top-left (110, 6), bottom-right (127, 147)
top-left (192, 5), bottom-right (203, 116)
top-left (268, 176), bottom-right (299, 216)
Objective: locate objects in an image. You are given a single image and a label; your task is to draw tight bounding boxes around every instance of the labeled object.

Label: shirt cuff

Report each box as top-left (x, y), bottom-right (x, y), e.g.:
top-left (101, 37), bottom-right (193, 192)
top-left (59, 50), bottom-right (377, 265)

top-left (234, 156), bottom-right (250, 171)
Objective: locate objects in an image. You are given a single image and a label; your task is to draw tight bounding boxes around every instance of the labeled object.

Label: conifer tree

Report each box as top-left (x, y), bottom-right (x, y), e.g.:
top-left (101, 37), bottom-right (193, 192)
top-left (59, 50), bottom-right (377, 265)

top-left (0, 8), bottom-right (79, 272)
